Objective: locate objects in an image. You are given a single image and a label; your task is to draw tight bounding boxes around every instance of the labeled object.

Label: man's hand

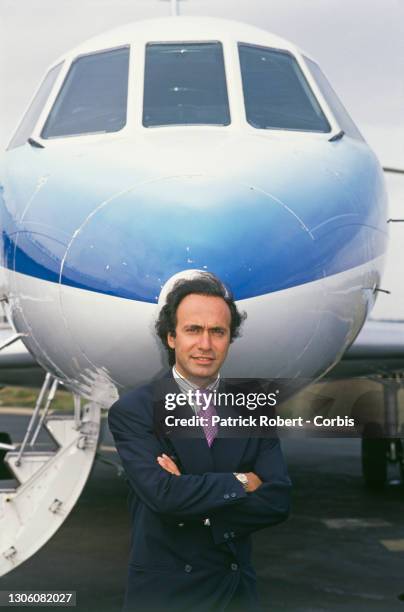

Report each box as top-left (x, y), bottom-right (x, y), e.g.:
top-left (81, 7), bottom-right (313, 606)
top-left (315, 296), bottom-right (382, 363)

top-left (157, 453), bottom-right (181, 476)
top-left (245, 472), bottom-right (262, 493)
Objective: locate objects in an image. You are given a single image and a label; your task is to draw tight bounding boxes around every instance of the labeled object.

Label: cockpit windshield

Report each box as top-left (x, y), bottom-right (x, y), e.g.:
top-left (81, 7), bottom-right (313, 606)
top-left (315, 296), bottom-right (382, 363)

top-left (143, 42), bottom-right (230, 127)
top-left (7, 62), bottom-right (64, 149)
top-left (303, 57), bottom-right (364, 140)
top-left (238, 43), bottom-right (331, 133)
top-left (41, 47), bottom-right (129, 139)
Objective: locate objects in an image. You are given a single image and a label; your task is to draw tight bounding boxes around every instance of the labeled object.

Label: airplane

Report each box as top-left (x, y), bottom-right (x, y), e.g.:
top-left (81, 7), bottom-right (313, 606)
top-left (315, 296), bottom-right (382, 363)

top-left (0, 11), bottom-right (397, 575)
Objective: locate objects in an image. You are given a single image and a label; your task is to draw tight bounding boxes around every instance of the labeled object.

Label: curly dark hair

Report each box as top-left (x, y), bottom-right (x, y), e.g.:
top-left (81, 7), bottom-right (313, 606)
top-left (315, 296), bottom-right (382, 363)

top-left (155, 273), bottom-right (247, 366)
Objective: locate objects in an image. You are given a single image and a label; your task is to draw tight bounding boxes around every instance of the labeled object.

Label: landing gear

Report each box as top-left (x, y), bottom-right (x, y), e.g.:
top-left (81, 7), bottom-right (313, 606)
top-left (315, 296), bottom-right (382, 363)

top-left (361, 424), bottom-right (387, 489)
top-left (361, 377), bottom-right (404, 488)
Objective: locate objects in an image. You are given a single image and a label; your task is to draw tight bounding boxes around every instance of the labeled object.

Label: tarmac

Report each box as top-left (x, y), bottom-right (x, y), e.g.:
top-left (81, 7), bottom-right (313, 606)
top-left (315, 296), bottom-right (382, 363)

top-left (1, 412), bottom-right (404, 612)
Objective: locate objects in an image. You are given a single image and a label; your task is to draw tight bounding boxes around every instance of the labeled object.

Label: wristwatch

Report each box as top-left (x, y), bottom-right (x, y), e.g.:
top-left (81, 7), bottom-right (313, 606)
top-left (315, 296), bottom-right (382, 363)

top-left (234, 472), bottom-right (248, 491)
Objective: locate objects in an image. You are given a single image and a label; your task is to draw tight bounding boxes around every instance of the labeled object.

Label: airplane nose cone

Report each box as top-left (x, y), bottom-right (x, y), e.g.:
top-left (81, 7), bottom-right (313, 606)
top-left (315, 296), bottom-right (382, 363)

top-left (59, 175), bottom-right (316, 303)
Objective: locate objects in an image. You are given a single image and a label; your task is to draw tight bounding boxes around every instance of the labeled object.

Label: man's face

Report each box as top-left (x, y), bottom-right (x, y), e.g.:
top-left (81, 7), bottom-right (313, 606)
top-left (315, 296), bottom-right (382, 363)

top-left (167, 293), bottom-right (231, 386)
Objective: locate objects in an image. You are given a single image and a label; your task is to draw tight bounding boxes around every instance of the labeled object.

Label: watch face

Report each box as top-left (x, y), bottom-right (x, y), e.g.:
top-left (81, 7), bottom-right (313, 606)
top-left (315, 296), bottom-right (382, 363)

top-left (237, 473), bottom-right (248, 485)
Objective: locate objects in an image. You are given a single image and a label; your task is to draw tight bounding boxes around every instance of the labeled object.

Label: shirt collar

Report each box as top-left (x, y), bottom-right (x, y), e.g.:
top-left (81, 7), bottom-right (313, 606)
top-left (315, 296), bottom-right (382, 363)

top-left (172, 365), bottom-right (220, 394)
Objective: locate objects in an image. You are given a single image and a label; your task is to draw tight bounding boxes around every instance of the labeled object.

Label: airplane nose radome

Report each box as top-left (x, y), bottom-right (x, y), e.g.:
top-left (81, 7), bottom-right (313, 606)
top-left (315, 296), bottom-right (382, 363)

top-left (59, 174), bottom-right (316, 303)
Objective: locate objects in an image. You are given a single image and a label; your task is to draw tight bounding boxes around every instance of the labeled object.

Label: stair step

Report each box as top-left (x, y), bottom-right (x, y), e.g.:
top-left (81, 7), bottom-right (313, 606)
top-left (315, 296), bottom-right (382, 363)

top-left (0, 403), bottom-right (101, 578)
top-left (0, 479), bottom-right (18, 493)
top-left (45, 418), bottom-right (77, 447)
top-left (5, 452), bottom-right (54, 484)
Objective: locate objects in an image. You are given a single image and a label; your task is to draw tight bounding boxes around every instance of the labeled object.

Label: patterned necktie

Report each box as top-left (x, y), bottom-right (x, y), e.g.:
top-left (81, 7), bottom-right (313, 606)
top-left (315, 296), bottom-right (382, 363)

top-left (199, 389), bottom-right (218, 447)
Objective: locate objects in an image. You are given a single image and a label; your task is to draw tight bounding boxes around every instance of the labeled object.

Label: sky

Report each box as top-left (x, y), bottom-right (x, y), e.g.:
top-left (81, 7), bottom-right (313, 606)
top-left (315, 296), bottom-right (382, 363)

top-left (0, 0), bottom-right (403, 166)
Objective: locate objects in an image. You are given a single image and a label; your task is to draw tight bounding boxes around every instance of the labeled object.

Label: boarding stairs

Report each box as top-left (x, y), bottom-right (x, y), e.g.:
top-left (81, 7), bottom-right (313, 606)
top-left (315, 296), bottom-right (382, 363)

top-left (0, 372), bottom-right (101, 576)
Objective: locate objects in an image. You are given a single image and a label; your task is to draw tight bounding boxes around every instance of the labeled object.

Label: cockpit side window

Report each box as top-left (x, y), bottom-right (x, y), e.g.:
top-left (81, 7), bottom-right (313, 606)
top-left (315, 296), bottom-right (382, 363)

top-left (238, 43), bottom-right (331, 133)
top-left (143, 42), bottom-right (230, 127)
top-left (7, 62), bottom-right (64, 150)
top-left (303, 57), bottom-right (364, 141)
top-left (41, 47), bottom-right (129, 139)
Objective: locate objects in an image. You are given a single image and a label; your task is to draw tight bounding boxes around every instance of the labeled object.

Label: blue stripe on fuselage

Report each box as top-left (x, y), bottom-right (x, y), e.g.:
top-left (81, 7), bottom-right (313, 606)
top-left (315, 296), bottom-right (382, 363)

top-left (1, 206), bottom-right (387, 303)
top-left (0, 140), bottom-right (388, 302)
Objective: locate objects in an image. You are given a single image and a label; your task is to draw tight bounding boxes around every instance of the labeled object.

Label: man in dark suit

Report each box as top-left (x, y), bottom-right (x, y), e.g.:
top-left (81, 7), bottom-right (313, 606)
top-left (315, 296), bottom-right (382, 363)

top-left (108, 273), bottom-right (291, 612)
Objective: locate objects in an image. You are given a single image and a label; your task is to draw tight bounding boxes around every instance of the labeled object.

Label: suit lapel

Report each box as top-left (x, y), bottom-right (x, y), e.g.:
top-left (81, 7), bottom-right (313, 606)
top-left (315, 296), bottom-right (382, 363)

top-left (152, 373), bottom-right (249, 475)
top-left (153, 373), bottom-right (215, 474)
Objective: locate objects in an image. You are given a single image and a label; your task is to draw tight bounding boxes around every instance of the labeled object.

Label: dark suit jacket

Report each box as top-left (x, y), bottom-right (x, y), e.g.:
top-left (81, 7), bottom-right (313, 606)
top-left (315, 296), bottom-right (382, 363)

top-left (108, 373), bottom-right (291, 612)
